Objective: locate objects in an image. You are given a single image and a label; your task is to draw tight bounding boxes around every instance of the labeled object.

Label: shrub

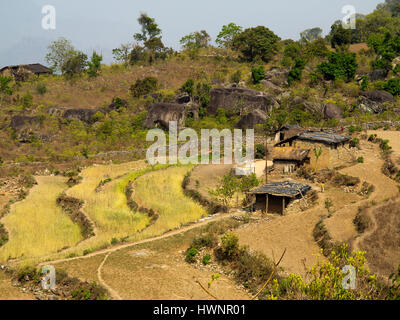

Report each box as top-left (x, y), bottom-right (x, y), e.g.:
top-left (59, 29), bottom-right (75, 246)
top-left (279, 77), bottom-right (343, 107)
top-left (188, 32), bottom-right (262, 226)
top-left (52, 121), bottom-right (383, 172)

top-left (383, 78), bottom-right (400, 96)
top-left (318, 52), bottom-right (357, 82)
top-left (192, 233), bottom-right (218, 250)
top-left (251, 66), bottom-right (265, 84)
top-left (181, 78), bottom-right (195, 97)
top-left (202, 254), bottom-right (211, 265)
top-left (350, 138), bottom-right (360, 148)
top-left (130, 77), bottom-right (158, 98)
top-left (230, 70), bottom-right (242, 84)
top-left (185, 247), bottom-right (199, 263)
top-left (255, 144), bottom-right (266, 159)
top-left (288, 58), bottom-right (306, 85)
top-left (220, 232), bottom-right (240, 260)
top-left (357, 157), bottom-right (364, 163)
top-left (35, 83), bottom-right (47, 95)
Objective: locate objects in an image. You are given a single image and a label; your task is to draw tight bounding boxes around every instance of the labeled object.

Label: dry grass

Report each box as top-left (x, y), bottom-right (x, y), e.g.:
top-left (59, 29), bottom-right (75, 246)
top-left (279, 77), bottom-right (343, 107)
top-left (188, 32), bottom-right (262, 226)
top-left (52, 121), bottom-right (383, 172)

top-left (131, 166), bottom-right (207, 240)
top-left (357, 196), bottom-right (400, 277)
top-left (0, 176), bottom-right (82, 262)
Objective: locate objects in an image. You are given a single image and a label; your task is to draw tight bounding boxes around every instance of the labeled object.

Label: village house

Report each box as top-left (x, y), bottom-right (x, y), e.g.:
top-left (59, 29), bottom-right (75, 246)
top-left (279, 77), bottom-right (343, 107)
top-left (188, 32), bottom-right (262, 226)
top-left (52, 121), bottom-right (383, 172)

top-left (273, 124), bottom-right (304, 144)
top-left (274, 131), bottom-right (353, 169)
top-left (248, 181), bottom-right (311, 215)
top-left (272, 147), bottom-right (310, 173)
top-left (0, 64), bottom-right (52, 81)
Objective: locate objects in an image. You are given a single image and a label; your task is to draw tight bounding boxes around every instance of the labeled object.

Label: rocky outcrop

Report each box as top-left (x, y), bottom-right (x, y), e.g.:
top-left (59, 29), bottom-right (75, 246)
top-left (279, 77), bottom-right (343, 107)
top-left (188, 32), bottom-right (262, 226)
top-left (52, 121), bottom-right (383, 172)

top-left (207, 87), bottom-right (277, 116)
top-left (260, 80), bottom-right (283, 94)
top-left (10, 115), bottom-right (41, 131)
top-left (62, 108), bottom-right (98, 123)
top-left (265, 67), bottom-right (289, 86)
top-left (235, 110), bottom-right (268, 129)
top-left (144, 103), bottom-right (199, 129)
top-left (175, 93), bottom-right (191, 104)
top-left (322, 104), bottom-right (343, 120)
top-left (358, 90), bottom-right (396, 113)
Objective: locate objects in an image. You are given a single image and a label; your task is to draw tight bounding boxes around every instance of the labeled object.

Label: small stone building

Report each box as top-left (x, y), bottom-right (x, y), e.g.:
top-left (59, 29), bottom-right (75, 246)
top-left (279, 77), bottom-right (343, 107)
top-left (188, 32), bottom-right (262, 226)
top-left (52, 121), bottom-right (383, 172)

top-left (274, 131), bottom-right (352, 169)
top-left (272, 147), bottom-right (310, 173)
top-left (274, 124), bottom-right (303, 143)
top-left (248, 181), bottom-right (311, 215)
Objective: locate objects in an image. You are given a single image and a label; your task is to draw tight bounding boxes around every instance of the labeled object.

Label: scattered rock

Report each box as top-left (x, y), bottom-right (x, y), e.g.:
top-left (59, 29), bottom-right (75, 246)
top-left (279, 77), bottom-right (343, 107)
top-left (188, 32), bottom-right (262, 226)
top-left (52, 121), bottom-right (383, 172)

top-left (144, 103), bottom-right (194, 129)
top-left (265, 67), bottom-right (289, 86)
top-left (358, 90), bottom-right (396, 113)
top-left (322, 104), bottom-right (344, 120)
top-left (235, 110), bottom-right (268, 129)
top-left (62, 108), bottom-right (98, 124)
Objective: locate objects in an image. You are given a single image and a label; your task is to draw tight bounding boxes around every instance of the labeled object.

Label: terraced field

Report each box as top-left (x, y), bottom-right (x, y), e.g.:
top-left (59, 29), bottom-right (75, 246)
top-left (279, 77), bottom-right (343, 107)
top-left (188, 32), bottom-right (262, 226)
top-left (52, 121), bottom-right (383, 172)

top-left (131, 165), bottom-right (208, 240)
top-left (0, 176), bottom-right (82, 262)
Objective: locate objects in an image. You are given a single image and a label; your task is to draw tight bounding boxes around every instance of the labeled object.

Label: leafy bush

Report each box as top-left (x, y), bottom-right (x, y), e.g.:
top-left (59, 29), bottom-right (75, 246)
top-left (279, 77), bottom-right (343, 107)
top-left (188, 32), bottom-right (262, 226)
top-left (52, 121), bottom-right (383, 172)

top-left (202, 254), bottom-right (211, 265)
top-left (35, 83), bottom-right (47, 95)
top-left (185, 247), bottom-right (199, 263)
top-left (230, 70), bottom-right (242, 84)
top-left (255, 144), bottom-right (266, 159)
top-left (318, 52), bottom-right (358, 82)
top-left (130, 77), bottom-right (158, 98)
top-left (220, 232), bottom-right (240, 260)
top-left (251, 65), bottom-right (265, 84)
top-left (288, 58), bottom-right (306, 85)
top-left (383, 78), bottom-right (400, 96)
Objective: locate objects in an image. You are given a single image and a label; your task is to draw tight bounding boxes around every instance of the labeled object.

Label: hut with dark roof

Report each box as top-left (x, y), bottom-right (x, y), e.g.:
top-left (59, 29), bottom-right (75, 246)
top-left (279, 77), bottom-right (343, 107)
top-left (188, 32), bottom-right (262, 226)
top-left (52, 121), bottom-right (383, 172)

top-left (248, 181), bottom-right (312, 214)
top-left (0, 64), bottom-right (52, 80)
top-left (274, 131), bottom-right (353, 169)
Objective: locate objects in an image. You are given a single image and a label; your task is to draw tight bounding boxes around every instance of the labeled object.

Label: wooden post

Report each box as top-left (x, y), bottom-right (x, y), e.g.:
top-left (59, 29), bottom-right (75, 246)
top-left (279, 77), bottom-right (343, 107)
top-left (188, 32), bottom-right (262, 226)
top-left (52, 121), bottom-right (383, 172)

top-left (282, 197), bottom-right (285, 215)
top-left (266, 194), bottom-right (269, 214)
top-left (265, 137), bottom-right (268, 183)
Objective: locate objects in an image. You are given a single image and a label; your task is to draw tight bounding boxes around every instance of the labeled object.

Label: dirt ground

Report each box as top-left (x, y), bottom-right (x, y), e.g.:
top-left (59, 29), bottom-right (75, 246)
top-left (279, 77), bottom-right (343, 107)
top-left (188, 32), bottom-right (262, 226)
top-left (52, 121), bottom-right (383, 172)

top-left (236, 179), bottom-right (361, 277)
top-left (0, 271), bottom-right (35, 300)
top-left (324, 139), bottom-right (399, 243)
top-left (52, 220), bottom-right (251, 300)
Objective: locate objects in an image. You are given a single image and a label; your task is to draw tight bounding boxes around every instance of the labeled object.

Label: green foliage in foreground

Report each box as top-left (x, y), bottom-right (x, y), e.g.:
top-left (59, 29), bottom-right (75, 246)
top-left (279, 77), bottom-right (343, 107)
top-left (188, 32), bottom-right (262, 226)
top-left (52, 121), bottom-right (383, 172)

top-left (267, 244), bottom-right (398, 300)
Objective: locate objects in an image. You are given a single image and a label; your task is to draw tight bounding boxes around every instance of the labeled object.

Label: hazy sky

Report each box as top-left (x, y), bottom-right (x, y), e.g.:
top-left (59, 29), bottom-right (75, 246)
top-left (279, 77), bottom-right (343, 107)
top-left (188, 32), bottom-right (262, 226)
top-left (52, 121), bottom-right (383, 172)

top-left (0, 0), bottom-right (383, 66)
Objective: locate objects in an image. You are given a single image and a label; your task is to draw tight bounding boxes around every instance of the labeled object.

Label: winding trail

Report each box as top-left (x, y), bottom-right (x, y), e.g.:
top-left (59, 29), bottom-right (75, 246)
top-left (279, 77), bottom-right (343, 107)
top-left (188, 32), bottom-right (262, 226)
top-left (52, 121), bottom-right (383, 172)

top-left (324, 140), bottom-right (398, 243)
top-left (97, 253), bottom-right (122, 300)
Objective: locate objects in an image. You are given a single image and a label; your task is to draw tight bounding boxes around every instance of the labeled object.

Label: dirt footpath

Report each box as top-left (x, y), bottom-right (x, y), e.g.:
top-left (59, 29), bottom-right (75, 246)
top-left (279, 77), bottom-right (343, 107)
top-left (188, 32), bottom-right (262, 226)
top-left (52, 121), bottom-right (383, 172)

top-left (324, 140), bottom-right (399, 243)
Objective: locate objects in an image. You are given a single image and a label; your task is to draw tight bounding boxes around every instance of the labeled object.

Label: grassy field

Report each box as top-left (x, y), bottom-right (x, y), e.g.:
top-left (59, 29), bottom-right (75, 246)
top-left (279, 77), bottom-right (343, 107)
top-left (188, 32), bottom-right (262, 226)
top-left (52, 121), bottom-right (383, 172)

top-left (0, 176), bottom-right (82, 262)
top-left (131, 166), bottom-right (207, 240)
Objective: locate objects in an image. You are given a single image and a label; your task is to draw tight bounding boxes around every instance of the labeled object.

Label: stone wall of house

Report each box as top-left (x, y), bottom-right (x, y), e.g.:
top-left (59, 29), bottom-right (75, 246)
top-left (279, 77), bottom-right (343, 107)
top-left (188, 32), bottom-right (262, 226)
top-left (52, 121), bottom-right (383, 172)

top-left (294, 140), bottom-right (357, 169)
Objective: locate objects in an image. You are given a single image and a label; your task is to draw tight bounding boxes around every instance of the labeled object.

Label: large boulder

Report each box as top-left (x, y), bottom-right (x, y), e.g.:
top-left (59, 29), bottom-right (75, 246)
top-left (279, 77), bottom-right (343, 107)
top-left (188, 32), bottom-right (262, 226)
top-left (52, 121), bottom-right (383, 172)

top-left (358, 90), bottom-right (396, 113)
top-left (10, 115), bottom-right (41, 131)
top-left (62, 108), bottom-right (98, 123)
top-left (235, 110), bottom-right (267, 129)
top-left (368, 70), bottom-right (388, 82)
top-left (207, 88), bottom-right (276, 116)
top-left (322, 104), bottom-right (343, 120)
top-left (264, 67), bottom-right (289, 86)
top-left (144, 103), bottom-right (188, 129)
top-left (260, 80), bottom-right (283, 94)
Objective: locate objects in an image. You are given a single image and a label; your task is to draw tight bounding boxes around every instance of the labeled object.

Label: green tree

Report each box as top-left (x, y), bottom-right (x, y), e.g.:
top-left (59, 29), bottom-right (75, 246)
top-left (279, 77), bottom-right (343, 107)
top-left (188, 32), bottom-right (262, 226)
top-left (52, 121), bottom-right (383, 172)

top-left (134, 13), bottom-right (162, 43)
top-left (313, 146), bottom-right (323, 172)
top-left (180, 30), bottom-right (211, 50)
top-left (300, 27), bottom-right (323, 42)
top-left (216, 23), bottom-right (243, 48)
top-left (87, 51), bottom-right (103, 78)
top-left (0, 75), bottom-right (13, 107)
top-left (329, 22), bottom-right (352, 48)
top-left (112, 43), bottom-right (133, 64)
top-left (232, 26), bottom-right (281, 62)
top-left (209, 173), bottom-right (239, 207)
top-left (61, 51), bottom-right (88, 79)
top-left (46, 38), bottom-right (76, 73)
top-left (318, 52), bottom-right (358, 82)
